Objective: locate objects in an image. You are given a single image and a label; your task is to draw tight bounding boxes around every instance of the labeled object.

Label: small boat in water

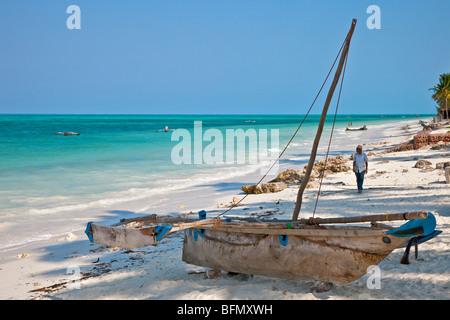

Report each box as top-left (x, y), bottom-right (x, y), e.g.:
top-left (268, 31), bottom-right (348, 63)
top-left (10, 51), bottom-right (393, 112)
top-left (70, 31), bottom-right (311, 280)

top-left (55, 132), bottom-right (80, 136)
top-left (346, 125), bottom-right (367, 131)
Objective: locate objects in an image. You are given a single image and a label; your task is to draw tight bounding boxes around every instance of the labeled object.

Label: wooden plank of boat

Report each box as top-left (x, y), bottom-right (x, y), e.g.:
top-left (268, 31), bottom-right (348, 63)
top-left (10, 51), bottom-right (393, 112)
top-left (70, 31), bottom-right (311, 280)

top-left (182, 226), bottom-right (405, 284)
top-left (297, 211), bottom-right (427, 225)
top-left (85, 222), bottom-right (169, 249)
top-left (182, 212), bottom-right (437, 284)
top-left (85, 211), bottom-right (430, 248)
top-left (110, 214), bottom-right (193, 227)
top-left (85, 217), bottom-right (219, 249)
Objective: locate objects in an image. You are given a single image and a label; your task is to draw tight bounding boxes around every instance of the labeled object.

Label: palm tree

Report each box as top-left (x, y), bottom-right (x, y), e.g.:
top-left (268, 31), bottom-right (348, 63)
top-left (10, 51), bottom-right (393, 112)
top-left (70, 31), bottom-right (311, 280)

top-left (430, 73), bottom-right (450, 120)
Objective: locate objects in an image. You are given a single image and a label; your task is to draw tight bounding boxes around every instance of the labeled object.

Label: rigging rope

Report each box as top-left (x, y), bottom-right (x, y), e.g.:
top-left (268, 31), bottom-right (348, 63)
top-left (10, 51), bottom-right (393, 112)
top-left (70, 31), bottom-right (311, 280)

top-left (216, 39), bottom-right (347, 218)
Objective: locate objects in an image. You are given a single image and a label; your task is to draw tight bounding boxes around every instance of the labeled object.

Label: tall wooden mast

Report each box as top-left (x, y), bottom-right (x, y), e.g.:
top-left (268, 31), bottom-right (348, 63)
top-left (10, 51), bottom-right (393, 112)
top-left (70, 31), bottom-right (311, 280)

top-left (292, 19), bottom-right (357, 221)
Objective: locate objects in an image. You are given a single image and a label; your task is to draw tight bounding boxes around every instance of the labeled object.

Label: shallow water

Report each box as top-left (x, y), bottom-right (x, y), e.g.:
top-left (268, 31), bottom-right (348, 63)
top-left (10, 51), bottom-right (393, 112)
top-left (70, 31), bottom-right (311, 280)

top-left (0, 113), bottom-right (430, 249)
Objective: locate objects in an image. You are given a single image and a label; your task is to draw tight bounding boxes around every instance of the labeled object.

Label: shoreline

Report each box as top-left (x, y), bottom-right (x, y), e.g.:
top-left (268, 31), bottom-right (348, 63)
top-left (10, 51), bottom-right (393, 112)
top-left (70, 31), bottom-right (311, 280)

top-left (1, 117), bottom-right (449, 300)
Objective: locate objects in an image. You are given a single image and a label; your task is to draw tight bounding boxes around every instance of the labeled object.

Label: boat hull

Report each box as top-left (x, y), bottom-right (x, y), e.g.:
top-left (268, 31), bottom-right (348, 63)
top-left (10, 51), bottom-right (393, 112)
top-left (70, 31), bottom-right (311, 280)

top-left (182, 226), bottom-right (405, 284)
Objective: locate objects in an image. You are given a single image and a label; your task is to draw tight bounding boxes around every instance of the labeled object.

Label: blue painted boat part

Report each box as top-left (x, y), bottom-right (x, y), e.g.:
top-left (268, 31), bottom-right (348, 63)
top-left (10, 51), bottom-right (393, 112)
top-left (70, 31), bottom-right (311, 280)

top-left (198, 210), bottom-right (207, 220)
top-left (388, 212), bottom-right (436, 238)
top-left (279, 234), bottom-right (288, 246)
top-left (194, 229), bottom-right (198, 241)
top-left (85, 221), bottom-right (94, 243)
top-left (154, 225), bottom-right (172, 242)
top-left (417, 230), bottom-right (442, 244)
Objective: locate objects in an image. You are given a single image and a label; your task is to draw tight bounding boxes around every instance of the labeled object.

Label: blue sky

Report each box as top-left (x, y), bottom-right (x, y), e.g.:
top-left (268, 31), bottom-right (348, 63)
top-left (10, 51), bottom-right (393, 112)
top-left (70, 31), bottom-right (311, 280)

top-left (0, 0), bottom-right (448, 114)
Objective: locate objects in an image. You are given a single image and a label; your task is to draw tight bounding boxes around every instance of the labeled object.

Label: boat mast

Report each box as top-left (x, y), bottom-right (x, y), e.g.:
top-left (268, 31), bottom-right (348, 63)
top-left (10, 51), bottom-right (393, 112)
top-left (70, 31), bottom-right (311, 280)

top-left (292, 19), bottom-right (357, 221)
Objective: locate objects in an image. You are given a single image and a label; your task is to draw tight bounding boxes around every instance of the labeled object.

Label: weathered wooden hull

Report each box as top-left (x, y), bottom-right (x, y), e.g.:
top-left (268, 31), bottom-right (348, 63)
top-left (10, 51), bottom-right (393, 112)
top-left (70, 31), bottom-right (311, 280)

top-left (88, 223), bottom-right (160, 248)
top-left (182, 226), bottom-right (406, 284)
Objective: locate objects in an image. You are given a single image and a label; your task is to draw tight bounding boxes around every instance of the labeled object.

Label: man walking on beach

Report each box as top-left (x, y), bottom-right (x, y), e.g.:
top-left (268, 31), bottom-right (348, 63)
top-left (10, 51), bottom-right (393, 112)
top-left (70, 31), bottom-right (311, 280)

top-left (353, 145), bottom-right (368, 193)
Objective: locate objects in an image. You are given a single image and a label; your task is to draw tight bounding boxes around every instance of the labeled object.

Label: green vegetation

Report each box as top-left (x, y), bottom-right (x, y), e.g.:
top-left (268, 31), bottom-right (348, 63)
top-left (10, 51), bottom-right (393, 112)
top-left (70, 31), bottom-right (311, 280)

top-left (430, 73), bottom-right (450, 119)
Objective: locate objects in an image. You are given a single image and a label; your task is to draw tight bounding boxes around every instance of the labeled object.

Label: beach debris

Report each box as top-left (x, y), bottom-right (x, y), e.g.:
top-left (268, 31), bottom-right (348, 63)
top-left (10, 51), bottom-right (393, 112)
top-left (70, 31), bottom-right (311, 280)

top-left (367, 170), bottom-right (389, 179)
top-left (217, 202), bottom-right (229, 208)
top-left (241, 182), bottom-right (287, 194)
top-left (310, 281), bottom-right (333, 293)
top-left (266, 157), bottom-right (350, 190)
top-left (123, 221), bottom-right (144, 228)
top-left (231, 197), bottom-right (240, 207)
top-left (187, 269), bottom-right (222, 279)
top-left (305, 180), bottom-right (321, 189)
top-left (204, 269), bottom-right (222, 279)
top-left (414, 160), bottom-right (432, 169)
top-left (307, 155), bottom-right (351, 177)
top-left (17, 253), bottom-right (31, 259)
top-left (90, 245), bottom-right (107, 253)
top-left (65, 232), bottom-right (78, 241)
top-left (270, 169), bottom-right (304, 184)
top-left (30, 282), bottom-right (68, 294)
top-left (431, 144), bottom-right (449, 150)
top-left (401, 124), bottom-right (411, 131)
top-left (217, 198), bottom-right (241, 208)
top-left (226, 272), bottom-right (253, 281)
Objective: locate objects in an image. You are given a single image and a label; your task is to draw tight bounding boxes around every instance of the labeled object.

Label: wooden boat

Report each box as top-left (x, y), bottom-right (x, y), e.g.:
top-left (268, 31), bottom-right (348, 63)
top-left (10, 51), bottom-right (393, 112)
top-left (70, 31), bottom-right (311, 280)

top-left (85, 19), bottom-right (441, 285)
top-left (182, 212), bottom-right (438, 284)
top-left (346, 125), bottom-right (367, 131)
top-left (86, 211), bottom-right (438, 284)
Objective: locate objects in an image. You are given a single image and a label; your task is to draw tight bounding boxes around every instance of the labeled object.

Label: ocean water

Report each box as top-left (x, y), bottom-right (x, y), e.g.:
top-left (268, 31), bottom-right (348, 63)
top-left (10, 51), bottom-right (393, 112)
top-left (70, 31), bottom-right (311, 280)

top-left (0, 114), bottom-right (430, 250)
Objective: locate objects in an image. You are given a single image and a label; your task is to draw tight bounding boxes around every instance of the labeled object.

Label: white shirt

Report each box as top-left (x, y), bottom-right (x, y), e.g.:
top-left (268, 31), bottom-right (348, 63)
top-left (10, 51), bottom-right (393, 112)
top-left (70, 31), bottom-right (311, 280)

top-left (353, 152), bottom-right (368, 173)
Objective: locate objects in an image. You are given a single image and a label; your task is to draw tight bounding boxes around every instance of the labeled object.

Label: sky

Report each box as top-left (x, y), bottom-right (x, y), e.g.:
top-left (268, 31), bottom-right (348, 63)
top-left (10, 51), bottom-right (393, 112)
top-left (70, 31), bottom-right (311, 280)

top-left (0, 0), bottom-right (448, 115)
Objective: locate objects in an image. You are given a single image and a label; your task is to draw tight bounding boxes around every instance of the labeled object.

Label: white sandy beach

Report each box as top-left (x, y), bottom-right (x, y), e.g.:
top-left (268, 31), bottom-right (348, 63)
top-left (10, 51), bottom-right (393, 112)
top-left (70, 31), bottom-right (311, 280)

top-left (1, 119), bottom-right (449, 300)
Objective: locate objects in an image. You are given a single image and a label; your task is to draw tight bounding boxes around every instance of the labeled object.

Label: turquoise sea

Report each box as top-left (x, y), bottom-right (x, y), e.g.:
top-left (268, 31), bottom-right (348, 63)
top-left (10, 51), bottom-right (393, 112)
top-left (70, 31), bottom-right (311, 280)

top-left (0, 114), bottom-right (432, 249)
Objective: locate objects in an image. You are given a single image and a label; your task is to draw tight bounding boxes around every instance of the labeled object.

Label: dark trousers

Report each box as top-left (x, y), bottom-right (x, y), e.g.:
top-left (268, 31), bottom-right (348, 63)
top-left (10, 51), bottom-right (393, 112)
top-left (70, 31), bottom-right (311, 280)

top-left (355, 170), bottom-right (365, 190)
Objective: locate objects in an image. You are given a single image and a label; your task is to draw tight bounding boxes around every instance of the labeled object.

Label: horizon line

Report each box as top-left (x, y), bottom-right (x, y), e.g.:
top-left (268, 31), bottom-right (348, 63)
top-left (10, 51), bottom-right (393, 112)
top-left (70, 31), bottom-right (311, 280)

top-left (0, 113), bottom-right (435, 116)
